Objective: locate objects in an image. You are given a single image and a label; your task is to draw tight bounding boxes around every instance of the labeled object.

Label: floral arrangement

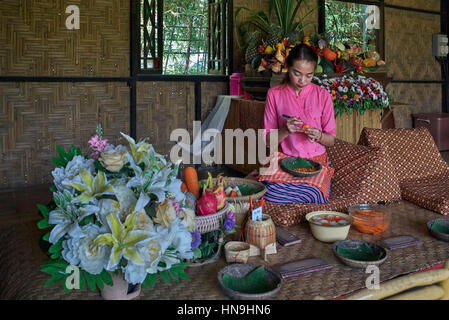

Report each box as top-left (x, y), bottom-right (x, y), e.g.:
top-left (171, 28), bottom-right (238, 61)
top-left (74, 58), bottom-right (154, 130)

top-left (246, 33), bottom-right (388, 75)
top-left (313, 74), bottom-right (392, 116)
top-left (37, 125), bottom-right (235, 293)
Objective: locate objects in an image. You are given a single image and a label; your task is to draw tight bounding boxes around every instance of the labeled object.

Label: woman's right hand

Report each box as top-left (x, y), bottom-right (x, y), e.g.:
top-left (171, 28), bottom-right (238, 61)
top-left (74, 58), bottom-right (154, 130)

top-left (286, 116), bottom-right (304, 134)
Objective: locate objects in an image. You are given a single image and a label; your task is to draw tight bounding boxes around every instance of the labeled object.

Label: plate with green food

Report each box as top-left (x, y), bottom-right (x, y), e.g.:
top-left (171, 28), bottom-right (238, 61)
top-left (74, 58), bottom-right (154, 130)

top-left (427, 218), bottom-right (449, 242)
top-left (280, 157), bottom-right (323, 177)
top-left (217, 264), bottom-right (282, 300)
top-left (332, 240), bottom-right (388, 268)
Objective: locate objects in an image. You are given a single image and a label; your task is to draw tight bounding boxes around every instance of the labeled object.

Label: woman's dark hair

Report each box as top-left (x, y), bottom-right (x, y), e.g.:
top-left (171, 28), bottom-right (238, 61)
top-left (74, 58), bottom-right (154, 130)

top-left (281, 43), bottom-right (318, 85)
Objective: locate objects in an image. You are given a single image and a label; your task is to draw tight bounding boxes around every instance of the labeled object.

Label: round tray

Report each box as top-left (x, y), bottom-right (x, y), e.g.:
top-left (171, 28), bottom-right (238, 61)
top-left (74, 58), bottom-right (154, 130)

top-left (195, 202), bottom-right (229, 234)
top-left (280, 157), bottom-right (322, 178)
top-left (427, 218), bottom-right (449, 242)
top-left (217, 264), bottom-right (282, 300)
top-left (332, 240), bottom-right (388, 269)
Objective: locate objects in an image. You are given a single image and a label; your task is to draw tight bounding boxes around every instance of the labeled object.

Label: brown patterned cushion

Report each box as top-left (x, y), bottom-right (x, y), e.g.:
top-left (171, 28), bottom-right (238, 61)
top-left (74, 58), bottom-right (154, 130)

top-left (264, 140), bottom-right (401, 227)
top-left (400, 174), bottom-right (449, 216)
top-left (358, 127), bottom-right (449, 184)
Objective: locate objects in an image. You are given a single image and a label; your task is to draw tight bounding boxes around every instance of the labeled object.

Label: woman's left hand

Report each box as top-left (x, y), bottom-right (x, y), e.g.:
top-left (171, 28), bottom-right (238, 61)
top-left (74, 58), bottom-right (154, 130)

top-left (305, 127), bottom-right (322, 142)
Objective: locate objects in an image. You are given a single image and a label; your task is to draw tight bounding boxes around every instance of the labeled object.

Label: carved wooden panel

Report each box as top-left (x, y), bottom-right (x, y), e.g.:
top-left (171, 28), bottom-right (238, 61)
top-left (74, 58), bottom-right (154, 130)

top-left (0, 82), bottom-right (130, 190)
top-left (0, 0), bottom-right (130, 77)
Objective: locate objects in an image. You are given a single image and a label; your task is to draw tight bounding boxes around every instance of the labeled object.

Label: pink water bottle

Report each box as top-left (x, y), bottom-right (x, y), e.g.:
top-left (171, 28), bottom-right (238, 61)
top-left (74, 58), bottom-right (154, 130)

top-left (229, 73), bottom-right (244, 96)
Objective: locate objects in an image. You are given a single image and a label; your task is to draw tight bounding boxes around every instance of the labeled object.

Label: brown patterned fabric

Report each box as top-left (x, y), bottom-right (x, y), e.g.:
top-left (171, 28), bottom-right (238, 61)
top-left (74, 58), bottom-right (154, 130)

top-left (263, 139), bottom-right (402, 227)
top-left (358, 127), bottom-right (449, 216)
top-left (400, 175), bottom-right (449, 216)
top-left (358, 127), bottom-right (449, 183)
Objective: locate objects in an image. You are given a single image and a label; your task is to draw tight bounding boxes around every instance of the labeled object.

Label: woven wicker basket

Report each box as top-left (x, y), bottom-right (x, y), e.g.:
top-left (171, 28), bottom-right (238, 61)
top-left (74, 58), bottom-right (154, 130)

top-left (195, 202), bottom-right (229, 234)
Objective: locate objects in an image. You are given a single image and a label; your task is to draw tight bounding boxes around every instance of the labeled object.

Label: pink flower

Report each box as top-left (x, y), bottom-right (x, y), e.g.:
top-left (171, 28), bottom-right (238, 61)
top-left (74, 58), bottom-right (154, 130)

top-left (88, 134), bottom-right (109, 160)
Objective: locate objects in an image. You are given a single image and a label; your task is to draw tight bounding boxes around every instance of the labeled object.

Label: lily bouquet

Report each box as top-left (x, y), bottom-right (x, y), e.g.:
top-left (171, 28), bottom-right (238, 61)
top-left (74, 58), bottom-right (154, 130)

top-left (313, 74), bottom-right (392, 116)
top-left (38, 125), bottom-right (198, 292)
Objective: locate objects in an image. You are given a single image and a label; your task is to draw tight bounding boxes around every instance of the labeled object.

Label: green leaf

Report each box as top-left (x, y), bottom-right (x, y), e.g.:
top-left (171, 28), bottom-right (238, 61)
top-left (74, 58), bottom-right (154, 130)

top-left (78, 272), bottom-right (86, 290)
top-left (50, 252), bottom-right (61, 259)
top-left (42, 232), bottom-right (50, 242)
top-left (169, 269), bottom-right (179, 282)
top-left (41, 260), bottom-right (69, 269)
top-left (37, 218), bottom-right (51, 230)
top-left (177, 269), bottom-right (191, 281)
top-left (222, 266), bottom-right (271, 294)
top-left (48, 241), bottom-right (63, 254)
top-left (63, 279), bottom-right (73, 294)
top-left (37, 204), bottom-right (50, 218)
top-left (431, 221), bottom-right (449, 234)
top-left (148, 273), bottom-right (158, 287)
top-left (100, 270), bottom-right (113, 286)
top-left (83, 271), bottom-right (97, 291)
top-left (160, 270), bottom-right (171, 284)
top-left (41, 266), bottom-right (64, 275)
top-left (57, 146), bottom-right (68, 162)
top-left (44, 274), bottom-right (65, 288)
top-left (52, 157), bottom-right (66, 167)
top-left (95, 276), bottom-right (104, 291)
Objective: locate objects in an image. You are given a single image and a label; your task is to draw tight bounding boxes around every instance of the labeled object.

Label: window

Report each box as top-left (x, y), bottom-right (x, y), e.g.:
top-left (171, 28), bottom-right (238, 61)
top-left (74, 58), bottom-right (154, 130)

top-left (139, 0), bottom-right (231, 75)
top-left (324, 0), bottom-right (381, 53)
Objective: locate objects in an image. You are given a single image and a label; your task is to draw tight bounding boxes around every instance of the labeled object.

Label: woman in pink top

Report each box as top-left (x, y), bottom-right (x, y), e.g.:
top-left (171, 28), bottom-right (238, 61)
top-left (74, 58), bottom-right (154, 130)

top-left (261, 44), bottom-right (336, 204)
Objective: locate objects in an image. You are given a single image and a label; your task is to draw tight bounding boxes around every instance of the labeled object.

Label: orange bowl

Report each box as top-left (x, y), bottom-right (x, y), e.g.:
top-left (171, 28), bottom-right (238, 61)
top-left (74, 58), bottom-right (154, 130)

top-left (348, 204), bottom-right (391, 235)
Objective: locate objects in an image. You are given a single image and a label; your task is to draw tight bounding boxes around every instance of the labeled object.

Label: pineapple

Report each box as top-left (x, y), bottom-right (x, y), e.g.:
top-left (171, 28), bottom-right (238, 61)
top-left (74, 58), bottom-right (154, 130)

top-left (266, 24), bottom-right (283, 48)
top-left (285, 30), bottom-right (303, 44)
top-left (245, 30), bottom-right (260, 64)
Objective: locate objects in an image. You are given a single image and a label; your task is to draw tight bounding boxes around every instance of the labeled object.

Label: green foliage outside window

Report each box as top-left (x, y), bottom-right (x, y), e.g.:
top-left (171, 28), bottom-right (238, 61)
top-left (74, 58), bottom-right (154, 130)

top-left (325, 0), bottom-right (378, 53)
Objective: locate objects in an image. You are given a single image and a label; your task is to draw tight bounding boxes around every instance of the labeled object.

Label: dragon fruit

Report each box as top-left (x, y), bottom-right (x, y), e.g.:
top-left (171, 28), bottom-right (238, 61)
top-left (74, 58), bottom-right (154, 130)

top-left (214, 174), bottom-right (226, 210)
top-left (196, 189), bottom-right (218, 216)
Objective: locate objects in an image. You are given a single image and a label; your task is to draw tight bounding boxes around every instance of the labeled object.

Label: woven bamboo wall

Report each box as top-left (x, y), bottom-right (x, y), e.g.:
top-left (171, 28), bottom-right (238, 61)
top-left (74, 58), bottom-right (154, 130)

top-left (0, 82), bottom-right (130, 189)
top-left (136, 82), bottom-right (195, 158)
top-left (385, 0), bottom-right (440, 12)
top-left (384, 5), bottom-right (442, 129)
top-left (201, 81), bottom-right (228, 121)
top-left (385, 83), bottom-right (442, 128)
top-left (385, 8), bottom-right (441, 81)
top-left (0, 0), bottom-right (130, 77)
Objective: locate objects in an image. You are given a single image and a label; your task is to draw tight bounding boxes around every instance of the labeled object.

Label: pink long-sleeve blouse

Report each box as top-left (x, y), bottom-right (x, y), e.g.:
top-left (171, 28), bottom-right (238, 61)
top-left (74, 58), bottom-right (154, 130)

top-left (264, 82), bottom-right (336, 159)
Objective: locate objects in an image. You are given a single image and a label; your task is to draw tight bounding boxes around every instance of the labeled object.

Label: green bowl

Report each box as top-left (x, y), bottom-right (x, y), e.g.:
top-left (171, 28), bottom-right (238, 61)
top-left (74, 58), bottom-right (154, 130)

top-left (280, 157), bottom-right (322, 178)
top-left (332, 240), bottom-right (388, 269)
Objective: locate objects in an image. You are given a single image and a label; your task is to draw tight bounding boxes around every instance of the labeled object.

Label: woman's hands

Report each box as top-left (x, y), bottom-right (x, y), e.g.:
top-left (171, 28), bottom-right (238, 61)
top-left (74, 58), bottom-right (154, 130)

top-left (304, 127), bottom-right (322, 143)
top-left (285, 117), bottom-right (322, 142)
top-left (285, 116), bottom-right (305, 134)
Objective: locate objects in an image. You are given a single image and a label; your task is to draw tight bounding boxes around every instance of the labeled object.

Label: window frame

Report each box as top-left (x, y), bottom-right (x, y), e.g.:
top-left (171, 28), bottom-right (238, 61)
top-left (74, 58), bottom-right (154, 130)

top-left (135, 0), bottom-right (234, 77)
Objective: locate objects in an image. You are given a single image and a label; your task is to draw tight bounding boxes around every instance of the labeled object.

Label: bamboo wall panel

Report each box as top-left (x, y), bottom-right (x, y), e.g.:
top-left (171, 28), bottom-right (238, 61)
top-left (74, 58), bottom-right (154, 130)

top-left (0, 82), bottom-right (130, 190)
top-left (0, 0), bottom-right (130, 77)
top-left (385, 8), bottom-right (441, 81)
top-left (335, 110), bottom-right (382, 145)
top-left (385, 0), bottom-right (440, 12)
top-left (201, 81), bottom-right (228, 121)
top-left (385, 82), bottom-right (442, 128)
top-left (136, 82), bottom-right (195, 158)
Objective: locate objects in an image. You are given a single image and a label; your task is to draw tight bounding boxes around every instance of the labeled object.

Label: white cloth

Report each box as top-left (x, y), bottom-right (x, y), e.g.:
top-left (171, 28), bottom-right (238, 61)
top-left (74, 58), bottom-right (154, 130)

top-left (177, 95), bottom-right (242, 157)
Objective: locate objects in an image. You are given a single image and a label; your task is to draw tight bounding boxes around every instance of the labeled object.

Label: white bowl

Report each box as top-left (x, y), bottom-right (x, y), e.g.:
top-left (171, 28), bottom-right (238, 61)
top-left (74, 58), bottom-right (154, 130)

top-left (305, 211), bottom-right (353, 243)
